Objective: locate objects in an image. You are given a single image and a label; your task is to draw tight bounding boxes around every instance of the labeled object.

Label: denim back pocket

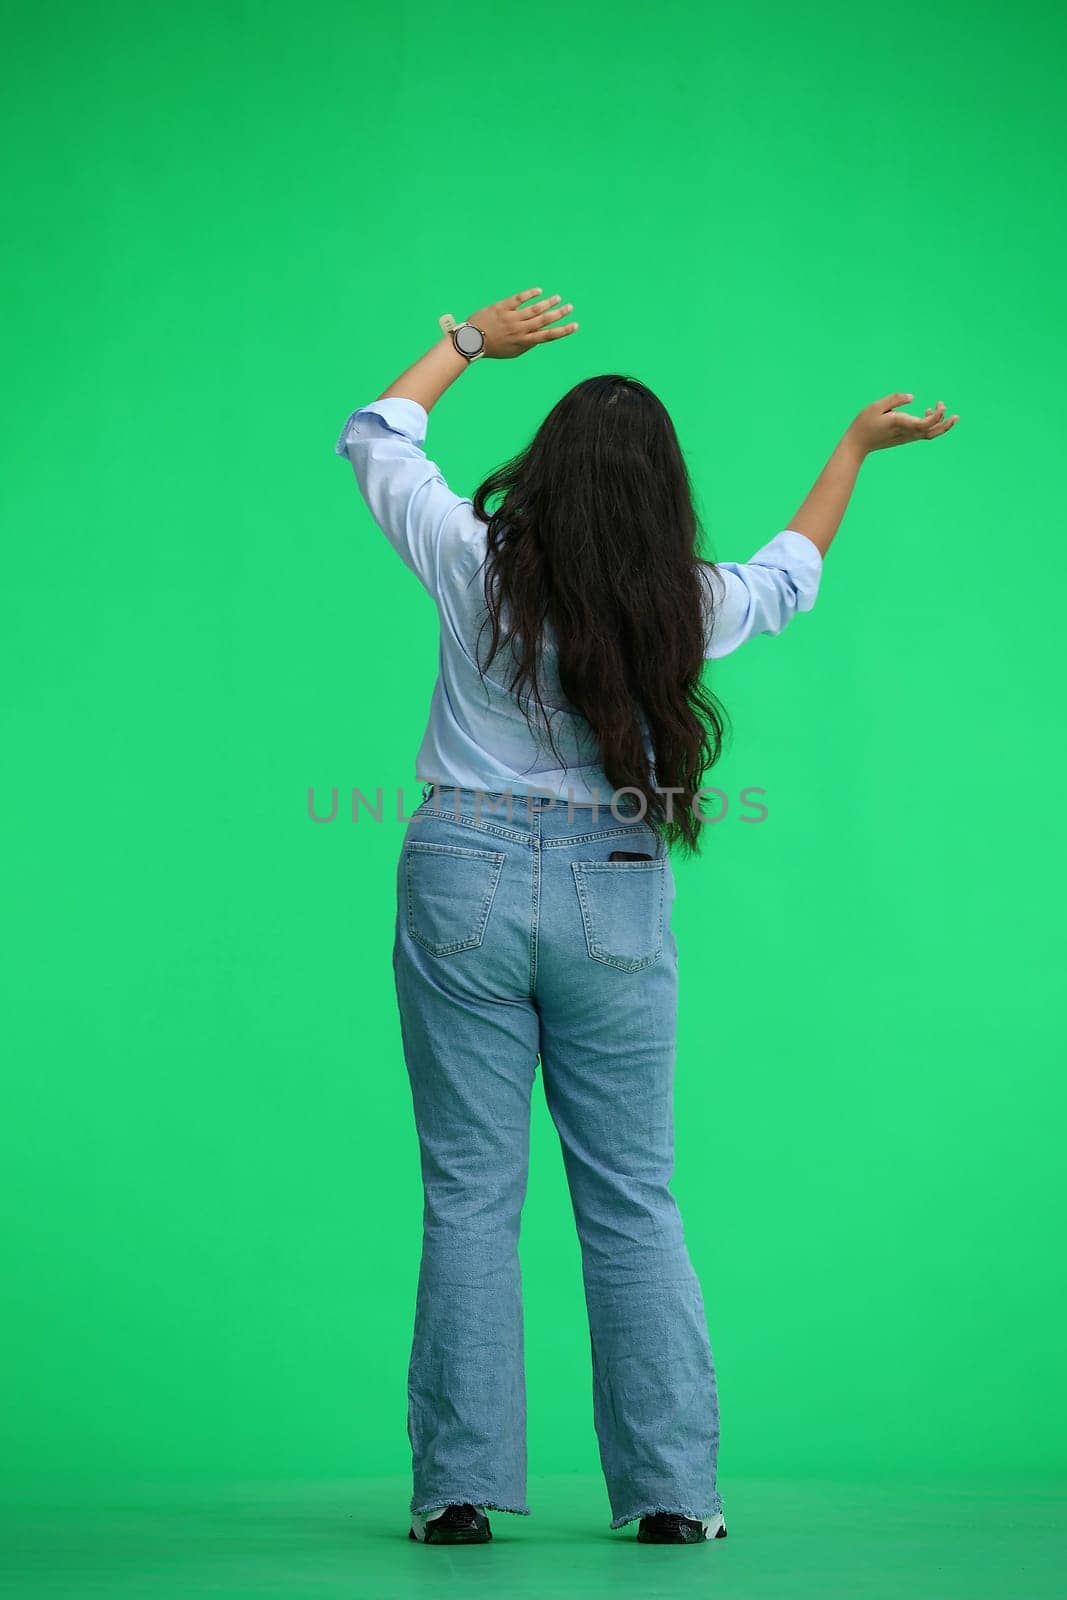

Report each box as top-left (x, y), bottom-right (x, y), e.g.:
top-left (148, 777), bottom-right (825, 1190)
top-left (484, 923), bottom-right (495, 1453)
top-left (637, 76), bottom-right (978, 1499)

top-left (571, 858), bottom-right (666, 972)
top-left (404, 840), bottom-right (506, 957)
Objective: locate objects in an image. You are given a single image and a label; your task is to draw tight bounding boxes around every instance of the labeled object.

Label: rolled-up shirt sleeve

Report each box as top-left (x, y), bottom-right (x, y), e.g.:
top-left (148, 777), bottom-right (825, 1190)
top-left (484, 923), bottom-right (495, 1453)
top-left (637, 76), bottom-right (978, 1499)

top-left (700, 528), bottom-right (824, 659)
top-left (334, 397), bottom-right (471, 596)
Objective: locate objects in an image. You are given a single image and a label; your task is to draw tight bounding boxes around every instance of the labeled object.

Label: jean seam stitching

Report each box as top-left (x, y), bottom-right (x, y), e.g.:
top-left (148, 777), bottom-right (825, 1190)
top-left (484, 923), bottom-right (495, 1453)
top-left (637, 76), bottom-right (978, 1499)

top-left (530, 824), bottom-right (540, 992)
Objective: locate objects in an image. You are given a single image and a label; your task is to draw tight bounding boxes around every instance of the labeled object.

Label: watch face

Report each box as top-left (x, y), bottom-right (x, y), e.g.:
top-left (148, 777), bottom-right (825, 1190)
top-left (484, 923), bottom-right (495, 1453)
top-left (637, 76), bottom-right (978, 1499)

top-left (455, 323), bottom-right (484, 355)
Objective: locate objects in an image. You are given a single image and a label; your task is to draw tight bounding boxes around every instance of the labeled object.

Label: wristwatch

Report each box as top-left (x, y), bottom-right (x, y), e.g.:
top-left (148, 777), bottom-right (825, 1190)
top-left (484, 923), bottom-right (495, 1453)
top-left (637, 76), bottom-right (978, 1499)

top-left (438, 312), bottom-right (486, 363)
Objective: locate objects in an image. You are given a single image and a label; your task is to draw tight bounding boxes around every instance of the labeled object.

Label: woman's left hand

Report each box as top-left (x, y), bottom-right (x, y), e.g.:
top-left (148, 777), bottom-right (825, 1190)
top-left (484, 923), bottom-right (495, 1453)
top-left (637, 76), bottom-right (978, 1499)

top-left (467, 287), bottom-right (579, 359)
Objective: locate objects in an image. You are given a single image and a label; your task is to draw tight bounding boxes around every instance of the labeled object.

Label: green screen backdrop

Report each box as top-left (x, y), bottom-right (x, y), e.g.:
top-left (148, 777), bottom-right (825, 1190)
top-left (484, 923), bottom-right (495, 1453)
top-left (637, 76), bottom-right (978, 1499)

top-left (2, 0), bottom-right (1064, 1520)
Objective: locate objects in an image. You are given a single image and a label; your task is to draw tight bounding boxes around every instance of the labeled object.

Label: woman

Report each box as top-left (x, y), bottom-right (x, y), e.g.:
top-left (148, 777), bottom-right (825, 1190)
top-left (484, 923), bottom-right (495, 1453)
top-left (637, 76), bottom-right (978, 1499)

top-left (333, 287), bottom-right (958, 1547)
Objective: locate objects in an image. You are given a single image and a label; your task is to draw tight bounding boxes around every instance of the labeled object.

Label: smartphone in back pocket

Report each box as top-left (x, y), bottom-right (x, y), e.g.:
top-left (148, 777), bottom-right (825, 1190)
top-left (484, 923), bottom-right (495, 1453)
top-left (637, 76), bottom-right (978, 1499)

top-left (608, 850), bottom-right (653, 862)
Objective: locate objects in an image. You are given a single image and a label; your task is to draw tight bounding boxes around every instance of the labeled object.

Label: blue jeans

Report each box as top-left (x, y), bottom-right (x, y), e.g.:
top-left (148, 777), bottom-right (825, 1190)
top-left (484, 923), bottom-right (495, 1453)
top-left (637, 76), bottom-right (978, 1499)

top-left (392, 784), bottom-right (724, 1529)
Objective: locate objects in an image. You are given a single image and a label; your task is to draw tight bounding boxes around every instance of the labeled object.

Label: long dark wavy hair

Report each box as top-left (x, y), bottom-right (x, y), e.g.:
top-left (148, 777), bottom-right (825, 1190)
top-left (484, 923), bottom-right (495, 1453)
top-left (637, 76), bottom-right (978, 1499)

top-left (471, 374), bottom-right (729, 856)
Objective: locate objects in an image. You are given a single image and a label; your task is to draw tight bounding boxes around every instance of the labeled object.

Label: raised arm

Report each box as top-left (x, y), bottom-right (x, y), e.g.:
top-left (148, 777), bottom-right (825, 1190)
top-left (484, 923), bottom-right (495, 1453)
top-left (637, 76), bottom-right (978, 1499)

top-left (334, 398), bottom-right (471, 594)
top-left (702, 392), bottom-right (959, 657)
top-left (787, 391), bottom-right (959, 556)
top-left (333, 286), bottom-right (579, 594)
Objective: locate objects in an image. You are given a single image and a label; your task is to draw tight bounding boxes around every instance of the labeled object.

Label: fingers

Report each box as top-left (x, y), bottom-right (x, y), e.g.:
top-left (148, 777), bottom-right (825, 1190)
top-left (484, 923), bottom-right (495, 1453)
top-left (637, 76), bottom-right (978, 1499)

top-left (923, 403), bottom-right (959, 438)
top-left (504, 286), bottom-right (580, 346)
top-left (518, 293), bottom-right (559, 318)
top-left (517, 289), bottom-right (579, 343)
top-left (523, 319), bottom-right (580, 345)
top-left (537, 298), bottom-right (575, 327)
top-left (882, 393), bottom-right (960, 440)
top-left (533, 320), bottom-right (579, 341)
top-left (519, 293), bottom-right (572, 322)
top-left (904, 400), bottom-right (958, 440)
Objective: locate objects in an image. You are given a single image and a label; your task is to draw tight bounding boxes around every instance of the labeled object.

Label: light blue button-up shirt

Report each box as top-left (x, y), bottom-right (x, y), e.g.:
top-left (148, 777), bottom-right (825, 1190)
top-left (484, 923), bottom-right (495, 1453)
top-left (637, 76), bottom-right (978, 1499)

top-left (335, 396), bottom-right (823, 805)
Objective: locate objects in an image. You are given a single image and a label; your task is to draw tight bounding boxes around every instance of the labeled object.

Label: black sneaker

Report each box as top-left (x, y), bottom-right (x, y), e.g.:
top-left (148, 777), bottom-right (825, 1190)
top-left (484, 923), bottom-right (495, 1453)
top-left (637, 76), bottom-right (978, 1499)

top-left (637, 1510), bottom-right (728, 1543)
top-left (409, 1503), bottom-right (492, 1544)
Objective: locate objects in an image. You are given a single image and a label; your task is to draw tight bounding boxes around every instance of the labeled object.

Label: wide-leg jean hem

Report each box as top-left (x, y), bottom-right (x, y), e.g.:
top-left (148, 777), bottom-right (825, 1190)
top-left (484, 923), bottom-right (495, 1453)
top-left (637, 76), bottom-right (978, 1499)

top-left (609, 1488), bottom-right (725, 1530)
top-left (410, 1495), bottom-right (531, 1517)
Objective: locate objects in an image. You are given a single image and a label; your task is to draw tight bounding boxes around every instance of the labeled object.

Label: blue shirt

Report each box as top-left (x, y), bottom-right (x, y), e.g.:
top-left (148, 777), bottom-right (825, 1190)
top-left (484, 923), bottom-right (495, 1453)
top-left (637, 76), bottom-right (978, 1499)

top-left (335, 396), bottom-right (823, 805)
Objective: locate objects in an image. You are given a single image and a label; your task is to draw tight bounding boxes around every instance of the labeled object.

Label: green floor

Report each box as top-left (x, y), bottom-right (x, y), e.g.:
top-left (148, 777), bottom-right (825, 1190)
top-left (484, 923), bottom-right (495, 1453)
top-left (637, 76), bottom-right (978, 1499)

top-left (2, 1473), bottom-right (1064, 1599)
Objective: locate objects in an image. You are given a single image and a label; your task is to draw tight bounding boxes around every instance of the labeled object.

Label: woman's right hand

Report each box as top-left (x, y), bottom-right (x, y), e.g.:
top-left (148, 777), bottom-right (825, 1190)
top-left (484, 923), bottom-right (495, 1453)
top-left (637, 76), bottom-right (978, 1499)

top-left (847, 393), bottom-right (960, 455)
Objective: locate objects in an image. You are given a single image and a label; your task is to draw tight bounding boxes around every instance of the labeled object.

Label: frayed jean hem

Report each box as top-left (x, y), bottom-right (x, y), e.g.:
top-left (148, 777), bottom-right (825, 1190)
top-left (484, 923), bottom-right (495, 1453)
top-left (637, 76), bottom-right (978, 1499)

top-left (411, 1497), bottom-right (531, 1517)
top-left (610, 1491), bottom-right (725, 1530)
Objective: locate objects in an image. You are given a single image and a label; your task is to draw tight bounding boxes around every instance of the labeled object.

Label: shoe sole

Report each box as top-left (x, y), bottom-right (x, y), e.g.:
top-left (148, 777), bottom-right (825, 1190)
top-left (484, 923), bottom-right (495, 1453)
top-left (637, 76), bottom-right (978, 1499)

top-left (409, 1527), bottom-right (492, 1544)
top-left (637, 1513), bottom-right (728, 1544)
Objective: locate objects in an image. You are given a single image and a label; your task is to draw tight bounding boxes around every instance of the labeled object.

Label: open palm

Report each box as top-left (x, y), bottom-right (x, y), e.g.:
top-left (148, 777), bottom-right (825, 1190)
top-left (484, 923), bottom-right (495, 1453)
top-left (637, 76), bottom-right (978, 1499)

top-left (851, 393), bottom-right (960, 452)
